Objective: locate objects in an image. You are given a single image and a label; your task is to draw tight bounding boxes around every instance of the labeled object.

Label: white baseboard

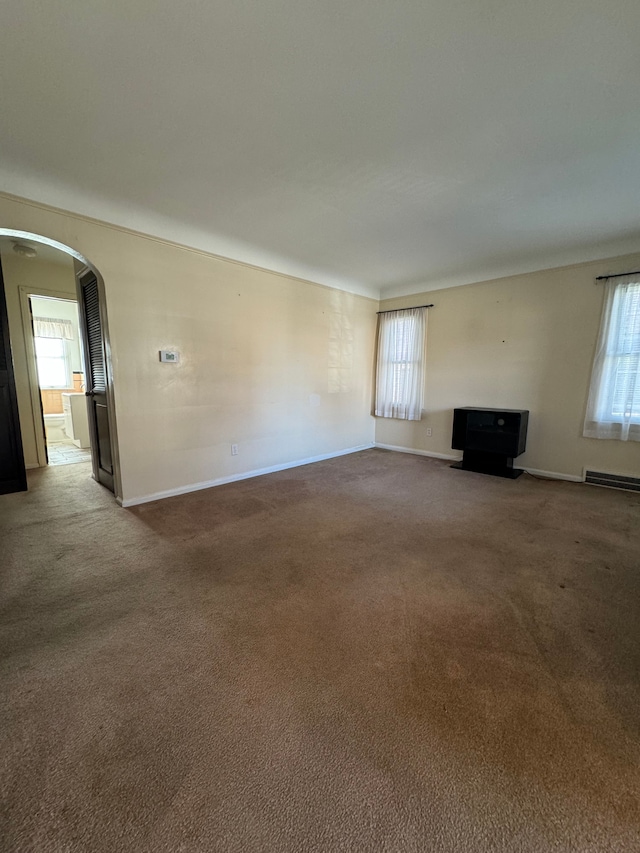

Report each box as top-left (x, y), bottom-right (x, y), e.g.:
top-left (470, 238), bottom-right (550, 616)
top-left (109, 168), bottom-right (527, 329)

top-left (120, 443), bottom-right (375, 507)
top-left (374, 443), bottom-right (583, 483)
top-left (523, 467), bottom-right (583, 483)
top-left (25, 463), bottom-right (40, 470)
top-left (374, 442), bottom-right (462, 462)
top-left (119, 442), bottom-right (585, 507)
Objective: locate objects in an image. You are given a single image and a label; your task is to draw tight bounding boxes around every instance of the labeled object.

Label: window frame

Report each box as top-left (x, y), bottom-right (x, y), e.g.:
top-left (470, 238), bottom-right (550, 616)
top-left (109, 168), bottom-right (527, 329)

top-left (584, 276), bottom-right (640, 442)
top-left (375, 307), bottom-right (427, 421)
top-left (34, 335), bottom-right (72, 390)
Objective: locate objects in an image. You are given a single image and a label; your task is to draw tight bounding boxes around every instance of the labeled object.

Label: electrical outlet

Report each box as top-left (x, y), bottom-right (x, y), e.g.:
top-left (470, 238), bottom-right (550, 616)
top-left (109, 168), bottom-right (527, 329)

top-left (231, 444), bottom-right (239, 456)
top-left (426, 428), bottom-right (432, 437)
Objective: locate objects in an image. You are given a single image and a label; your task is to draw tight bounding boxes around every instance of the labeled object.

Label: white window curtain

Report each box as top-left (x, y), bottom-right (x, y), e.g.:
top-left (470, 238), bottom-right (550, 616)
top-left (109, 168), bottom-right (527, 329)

top-left (375, 307), bottom-right (426, 420)
top-left (33, 317), bottom-right (74, 340)
top-left (584, 274), bottom-right (640, 442)
top-left (34, 336), bottom-right (70, 388)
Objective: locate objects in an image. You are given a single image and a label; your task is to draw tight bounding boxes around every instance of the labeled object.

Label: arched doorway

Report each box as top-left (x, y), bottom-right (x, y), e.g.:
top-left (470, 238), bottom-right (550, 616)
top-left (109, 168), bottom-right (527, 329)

top-left (0, 230), bottom-right (119, 497)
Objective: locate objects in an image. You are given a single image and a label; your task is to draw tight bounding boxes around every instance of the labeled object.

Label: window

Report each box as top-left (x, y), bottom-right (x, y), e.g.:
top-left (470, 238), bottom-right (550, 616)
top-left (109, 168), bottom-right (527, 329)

top-left (375, 307), bottom-right (426, 420)
top-left (34, 336), bottom-right (70, 389)
top-left (584, 275), bottom-right (640, 442)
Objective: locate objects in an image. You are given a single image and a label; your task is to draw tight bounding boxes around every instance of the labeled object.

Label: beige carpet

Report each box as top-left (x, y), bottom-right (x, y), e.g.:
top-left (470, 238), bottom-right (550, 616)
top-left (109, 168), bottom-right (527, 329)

top-left (1, 449), bottom-right (639, 852)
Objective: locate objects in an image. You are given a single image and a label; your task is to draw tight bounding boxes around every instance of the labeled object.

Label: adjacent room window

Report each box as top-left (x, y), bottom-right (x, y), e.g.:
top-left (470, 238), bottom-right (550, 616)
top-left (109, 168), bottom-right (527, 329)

top-left (375, 307), bottom-right (426, 420)
top-left (34, 336), bottom-right (71, 389)
top-left (584, 274), bottom-right (640, 442)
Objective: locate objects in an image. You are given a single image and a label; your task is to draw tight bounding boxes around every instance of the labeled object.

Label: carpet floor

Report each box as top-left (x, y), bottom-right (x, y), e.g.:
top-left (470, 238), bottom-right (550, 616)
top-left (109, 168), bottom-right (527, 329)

top-left (1, 449), bottom-right (639, 852)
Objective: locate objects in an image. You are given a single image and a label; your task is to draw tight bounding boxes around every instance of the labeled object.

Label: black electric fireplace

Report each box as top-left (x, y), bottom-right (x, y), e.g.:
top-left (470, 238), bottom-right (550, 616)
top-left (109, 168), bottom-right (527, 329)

top-left (451, 407), bottom-right (529, 479)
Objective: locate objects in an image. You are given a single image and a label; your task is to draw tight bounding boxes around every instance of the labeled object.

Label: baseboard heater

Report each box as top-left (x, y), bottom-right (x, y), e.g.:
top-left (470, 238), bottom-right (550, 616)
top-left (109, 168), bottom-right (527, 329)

top-left (584, 470), bottom-right (640, 493)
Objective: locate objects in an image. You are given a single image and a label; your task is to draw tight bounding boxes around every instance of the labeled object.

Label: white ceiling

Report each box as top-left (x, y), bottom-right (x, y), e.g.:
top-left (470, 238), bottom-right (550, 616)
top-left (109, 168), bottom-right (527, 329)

top-left (0, 236), bottom-right (73, 266)
top-left (0, 0), bottom-right (639, 299)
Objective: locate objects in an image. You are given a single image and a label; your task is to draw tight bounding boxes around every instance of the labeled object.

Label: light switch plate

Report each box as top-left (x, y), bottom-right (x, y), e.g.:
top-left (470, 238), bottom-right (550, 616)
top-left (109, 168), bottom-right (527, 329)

top-left (159, 350), bottom-right (179, 363)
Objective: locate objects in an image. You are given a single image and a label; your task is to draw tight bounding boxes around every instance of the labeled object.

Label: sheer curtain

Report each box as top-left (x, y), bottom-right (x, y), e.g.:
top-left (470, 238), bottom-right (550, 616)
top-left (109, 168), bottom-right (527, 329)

top-left (33, 318), bottom-right (74, 339)
top-left (584, 274), bottom-right (640, 442)
top-left (375, 307), bottom-right (426, 420)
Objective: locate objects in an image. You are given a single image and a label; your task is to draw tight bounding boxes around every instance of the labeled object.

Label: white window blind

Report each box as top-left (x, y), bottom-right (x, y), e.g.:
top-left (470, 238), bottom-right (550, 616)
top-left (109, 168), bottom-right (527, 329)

top-left (375, 307), bottom-right (426, 421)
top-left (584, 274), bottom-right (640, 442)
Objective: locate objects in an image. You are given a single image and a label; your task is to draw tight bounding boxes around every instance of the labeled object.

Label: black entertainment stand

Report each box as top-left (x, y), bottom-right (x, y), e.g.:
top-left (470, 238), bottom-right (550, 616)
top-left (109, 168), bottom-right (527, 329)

top-left (450, 407), bottom-right (529, 479)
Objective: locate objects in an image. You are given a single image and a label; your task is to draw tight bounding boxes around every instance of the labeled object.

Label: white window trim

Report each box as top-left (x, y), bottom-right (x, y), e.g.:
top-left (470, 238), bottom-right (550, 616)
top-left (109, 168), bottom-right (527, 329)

top-left (375, 307), bottom-right (427, 421)
top-left (34, 336), bottom-right (72, 390)
top-left (584, 274), bottom-right (640, 442)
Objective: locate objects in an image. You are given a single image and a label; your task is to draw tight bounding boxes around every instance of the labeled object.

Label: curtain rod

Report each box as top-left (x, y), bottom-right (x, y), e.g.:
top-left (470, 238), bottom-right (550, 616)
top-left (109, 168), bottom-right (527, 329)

top-left (376, 303), bottom-right (434, 315)
top-left (595, 270), bottom-right (640, 281)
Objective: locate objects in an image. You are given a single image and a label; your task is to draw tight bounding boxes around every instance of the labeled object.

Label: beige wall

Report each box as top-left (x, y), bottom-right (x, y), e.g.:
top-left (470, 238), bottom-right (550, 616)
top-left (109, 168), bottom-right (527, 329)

top-left (0, 194), bottom-right (377, 503)
top-left (376, 253), bottom-right (640, 479)
top-left (4, 190), bottom-right (636, 499)
top-left (1, 249), bottom-right (77, 467)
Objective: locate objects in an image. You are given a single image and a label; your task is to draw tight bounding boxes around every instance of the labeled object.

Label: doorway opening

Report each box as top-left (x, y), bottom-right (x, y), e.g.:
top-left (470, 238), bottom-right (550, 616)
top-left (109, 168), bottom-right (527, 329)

top-left (0, 230), bottom-right (120, 498)
top-left (30, 294), bottom-right (92, 467)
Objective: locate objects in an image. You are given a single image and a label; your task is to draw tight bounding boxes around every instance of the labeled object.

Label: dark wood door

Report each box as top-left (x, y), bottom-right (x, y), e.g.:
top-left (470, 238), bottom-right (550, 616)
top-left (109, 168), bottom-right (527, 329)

top-left (78, 270), bottom-right (114, 493)
top-left (0, 258), bottom-right (27, 494)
